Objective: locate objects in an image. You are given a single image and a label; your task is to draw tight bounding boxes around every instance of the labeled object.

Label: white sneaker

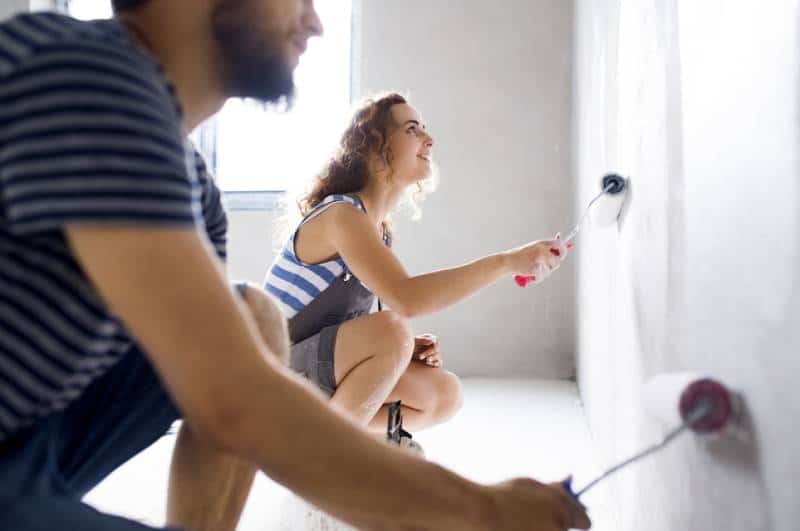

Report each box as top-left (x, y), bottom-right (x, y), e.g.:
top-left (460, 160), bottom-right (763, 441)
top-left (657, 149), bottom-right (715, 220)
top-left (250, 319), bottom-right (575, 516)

top-left (397, 428), bottom-right (425, 457)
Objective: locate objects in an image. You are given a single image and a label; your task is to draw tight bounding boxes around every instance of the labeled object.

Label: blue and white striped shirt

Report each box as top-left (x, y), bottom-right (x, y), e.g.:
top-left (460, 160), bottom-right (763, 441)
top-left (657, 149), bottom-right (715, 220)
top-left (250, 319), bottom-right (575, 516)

top-left (264, 194), bottom-right (369, 318)
top-left (0, 12), bottom-right (227, 442)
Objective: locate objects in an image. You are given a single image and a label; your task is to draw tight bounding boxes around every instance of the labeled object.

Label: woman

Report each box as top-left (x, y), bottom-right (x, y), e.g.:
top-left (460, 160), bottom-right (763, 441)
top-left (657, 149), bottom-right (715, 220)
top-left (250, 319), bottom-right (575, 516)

top-left (264, 93), bottom-right (568, 452)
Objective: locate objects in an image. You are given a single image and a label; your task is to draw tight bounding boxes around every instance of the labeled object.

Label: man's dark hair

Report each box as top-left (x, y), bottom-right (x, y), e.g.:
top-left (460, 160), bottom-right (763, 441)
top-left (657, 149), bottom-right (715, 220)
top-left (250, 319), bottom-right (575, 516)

top-left (111, 0), bottom-right (151, 12)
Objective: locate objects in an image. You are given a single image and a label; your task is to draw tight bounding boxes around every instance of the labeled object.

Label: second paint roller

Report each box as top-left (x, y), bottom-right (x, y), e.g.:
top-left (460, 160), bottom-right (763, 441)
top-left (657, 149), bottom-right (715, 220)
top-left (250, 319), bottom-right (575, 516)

top-left (562, 374), bottom-right (739, 502)
top-left (515, 173), bottom-right (628, 287)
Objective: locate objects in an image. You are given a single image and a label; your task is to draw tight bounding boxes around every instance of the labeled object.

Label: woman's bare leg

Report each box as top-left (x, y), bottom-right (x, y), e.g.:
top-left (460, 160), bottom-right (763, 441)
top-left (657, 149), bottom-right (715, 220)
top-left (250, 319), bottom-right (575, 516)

top-left (329, 311), bottom-right (414, 425)
top-left (366, 363), bottom-right (464, 433)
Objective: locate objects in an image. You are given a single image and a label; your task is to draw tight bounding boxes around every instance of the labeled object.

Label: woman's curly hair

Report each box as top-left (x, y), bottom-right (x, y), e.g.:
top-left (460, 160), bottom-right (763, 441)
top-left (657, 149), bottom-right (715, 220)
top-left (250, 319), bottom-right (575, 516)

top-left (297, 92), bottom-right (423, 241)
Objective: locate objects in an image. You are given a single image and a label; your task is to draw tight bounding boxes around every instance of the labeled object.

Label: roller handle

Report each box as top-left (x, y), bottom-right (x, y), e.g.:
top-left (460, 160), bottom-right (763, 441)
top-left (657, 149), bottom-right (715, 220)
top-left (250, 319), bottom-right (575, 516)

top-left (513, 243), bottom-right (573, 288)
top-left (516, 174), bottom-right (625, 288)
top-left (562, 477), bottom-right (583, 504)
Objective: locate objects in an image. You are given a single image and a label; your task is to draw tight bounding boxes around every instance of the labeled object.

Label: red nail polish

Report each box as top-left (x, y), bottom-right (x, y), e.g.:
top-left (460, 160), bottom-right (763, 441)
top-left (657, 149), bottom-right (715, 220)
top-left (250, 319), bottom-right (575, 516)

top-left (514, 275), bottom-right (536, 287)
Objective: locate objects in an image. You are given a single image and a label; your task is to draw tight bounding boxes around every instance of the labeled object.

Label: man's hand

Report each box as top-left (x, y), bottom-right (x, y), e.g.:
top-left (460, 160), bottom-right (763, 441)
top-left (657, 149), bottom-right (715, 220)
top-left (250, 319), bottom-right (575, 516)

top-left (487, 478), bottom-right (592, 530)
top-left (413, 333), bottom-right (442, 367)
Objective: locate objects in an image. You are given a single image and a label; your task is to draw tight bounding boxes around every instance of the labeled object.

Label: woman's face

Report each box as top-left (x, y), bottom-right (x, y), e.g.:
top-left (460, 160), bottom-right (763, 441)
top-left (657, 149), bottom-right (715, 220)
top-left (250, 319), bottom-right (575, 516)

top-left (383, 104), bottom-right (434, 184)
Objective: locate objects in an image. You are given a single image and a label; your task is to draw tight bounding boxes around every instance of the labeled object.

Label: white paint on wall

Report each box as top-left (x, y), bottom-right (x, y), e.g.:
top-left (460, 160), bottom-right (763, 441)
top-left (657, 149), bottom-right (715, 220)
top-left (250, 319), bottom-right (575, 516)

top-left (574, 0), bottom-right (799, 529)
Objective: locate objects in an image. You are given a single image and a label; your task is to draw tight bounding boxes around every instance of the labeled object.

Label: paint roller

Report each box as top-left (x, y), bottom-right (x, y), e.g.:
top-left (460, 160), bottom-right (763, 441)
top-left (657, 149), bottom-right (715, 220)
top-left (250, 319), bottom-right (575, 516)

top-left (562, 374), bottom-right (739, 503)
top-left (515, 173), bottom-right (629, 287)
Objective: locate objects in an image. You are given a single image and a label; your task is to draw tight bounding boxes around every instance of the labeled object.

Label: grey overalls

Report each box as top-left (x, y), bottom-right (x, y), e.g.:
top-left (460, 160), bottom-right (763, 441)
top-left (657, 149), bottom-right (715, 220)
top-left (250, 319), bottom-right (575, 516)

top-left (279, 194), bottom-right (389, 396)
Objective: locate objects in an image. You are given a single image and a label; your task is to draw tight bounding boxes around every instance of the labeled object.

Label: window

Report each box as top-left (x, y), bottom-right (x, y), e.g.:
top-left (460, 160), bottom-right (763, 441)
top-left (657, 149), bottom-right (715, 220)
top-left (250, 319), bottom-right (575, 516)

top-left (66, 1), bottom-right (354, 195)
top-left (65, 0), bottom-right (110, 19)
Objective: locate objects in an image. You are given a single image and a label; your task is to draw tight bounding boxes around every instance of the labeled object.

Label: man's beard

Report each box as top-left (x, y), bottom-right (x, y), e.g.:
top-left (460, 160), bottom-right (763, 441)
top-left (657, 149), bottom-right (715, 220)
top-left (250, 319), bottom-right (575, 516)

top-left (211, 0), bottom-right (296, 105)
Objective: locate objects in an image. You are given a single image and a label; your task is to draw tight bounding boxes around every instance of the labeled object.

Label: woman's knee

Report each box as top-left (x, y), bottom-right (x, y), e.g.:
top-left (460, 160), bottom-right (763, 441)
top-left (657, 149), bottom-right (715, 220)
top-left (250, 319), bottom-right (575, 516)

top-left (434, 370), bottom-right (464, 420)
top-left (238, 282), bottom-right (290, 366)
top-left (371, 311), bottom-right (414, 369)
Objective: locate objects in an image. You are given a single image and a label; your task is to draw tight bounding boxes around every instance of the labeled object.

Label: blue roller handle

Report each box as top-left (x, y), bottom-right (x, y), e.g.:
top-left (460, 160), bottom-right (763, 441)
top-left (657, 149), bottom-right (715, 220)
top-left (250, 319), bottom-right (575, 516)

top-left (558, 404), bottom-right (709, 508)
top-left (562, 477), bottom-right (582, 503)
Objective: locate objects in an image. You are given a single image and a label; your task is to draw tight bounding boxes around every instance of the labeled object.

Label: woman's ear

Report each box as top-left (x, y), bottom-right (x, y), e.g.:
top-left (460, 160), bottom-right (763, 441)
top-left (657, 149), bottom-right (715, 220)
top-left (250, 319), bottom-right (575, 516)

top-left (369, 128), bottom-right (384, 146)
top-left (382, 147), bottom-right (396, 185)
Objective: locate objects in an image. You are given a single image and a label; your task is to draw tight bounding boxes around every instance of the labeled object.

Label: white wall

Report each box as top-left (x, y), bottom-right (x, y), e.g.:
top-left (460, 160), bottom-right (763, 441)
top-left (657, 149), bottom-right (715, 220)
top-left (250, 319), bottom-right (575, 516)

top-left (229, 0), bottom-right (577, 378)
top-left (29, 0), bottom-right (54, 11)
top-left (227, 208), bottom-right (281, 284)
top-left (574, 0), bottom-right (799, 529)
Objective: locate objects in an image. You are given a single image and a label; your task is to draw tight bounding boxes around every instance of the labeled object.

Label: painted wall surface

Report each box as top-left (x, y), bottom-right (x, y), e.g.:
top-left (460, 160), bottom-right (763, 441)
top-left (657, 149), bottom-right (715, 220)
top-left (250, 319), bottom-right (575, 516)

top-left (227, 208), bottom-right (281, 284)
top-left (356, 0), bottom-right (577, 377)
top-left (229, 0), bottom-right (577, 378)
top-left (574, 1), bottom-right (799, 529)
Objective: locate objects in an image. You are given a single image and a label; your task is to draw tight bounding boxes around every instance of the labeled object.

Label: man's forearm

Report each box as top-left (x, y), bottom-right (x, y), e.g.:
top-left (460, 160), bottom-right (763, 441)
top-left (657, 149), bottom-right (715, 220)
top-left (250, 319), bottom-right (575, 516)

top-left (67, 227), bottom-right (494, 530)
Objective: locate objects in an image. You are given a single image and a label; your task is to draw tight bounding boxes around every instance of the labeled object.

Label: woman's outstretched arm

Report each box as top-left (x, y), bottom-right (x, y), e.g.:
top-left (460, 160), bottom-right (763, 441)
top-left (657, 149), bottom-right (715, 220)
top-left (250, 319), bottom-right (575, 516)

top-left (323, 204), bottom-right (566, 318)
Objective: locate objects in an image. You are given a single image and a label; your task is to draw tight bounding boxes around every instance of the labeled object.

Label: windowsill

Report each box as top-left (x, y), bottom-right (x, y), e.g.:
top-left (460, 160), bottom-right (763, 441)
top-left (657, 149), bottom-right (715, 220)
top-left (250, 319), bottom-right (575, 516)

top-left (221, 191), bottom-right (286, 212)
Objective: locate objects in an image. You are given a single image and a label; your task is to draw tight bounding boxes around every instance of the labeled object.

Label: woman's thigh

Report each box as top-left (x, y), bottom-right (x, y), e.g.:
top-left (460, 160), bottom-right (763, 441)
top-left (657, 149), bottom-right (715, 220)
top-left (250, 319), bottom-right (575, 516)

top-left (332, 311), bottom-right (412, 385)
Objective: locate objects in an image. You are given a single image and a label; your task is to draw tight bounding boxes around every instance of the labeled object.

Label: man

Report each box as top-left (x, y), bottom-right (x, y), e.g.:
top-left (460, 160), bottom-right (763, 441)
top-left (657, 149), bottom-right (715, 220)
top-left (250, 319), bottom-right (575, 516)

top-left (0, 1), bottom-right (591, 530)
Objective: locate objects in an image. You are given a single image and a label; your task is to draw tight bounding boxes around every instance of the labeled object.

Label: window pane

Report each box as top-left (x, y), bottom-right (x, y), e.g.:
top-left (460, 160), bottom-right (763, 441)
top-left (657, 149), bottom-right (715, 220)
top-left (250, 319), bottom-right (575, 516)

top-left (214, 2), bottom-right (353, 191)
top-left (67, 0), bottom-right (111, 19)
top-left (66, 1), bottom-right (352, 193)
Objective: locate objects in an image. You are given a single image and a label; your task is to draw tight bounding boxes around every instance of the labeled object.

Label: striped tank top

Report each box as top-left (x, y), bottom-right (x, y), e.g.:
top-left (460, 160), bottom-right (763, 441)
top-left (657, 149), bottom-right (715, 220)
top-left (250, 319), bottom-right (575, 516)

top-left (265, 194), bottom-right (384, 318)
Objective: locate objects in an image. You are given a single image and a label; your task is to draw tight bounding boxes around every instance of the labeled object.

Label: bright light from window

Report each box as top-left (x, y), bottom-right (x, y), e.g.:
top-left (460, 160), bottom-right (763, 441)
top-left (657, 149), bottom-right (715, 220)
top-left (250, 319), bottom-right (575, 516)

top-left (215, 2), bottom-right (352, 191)
top-left (68, 1), bottom-right (353, 193)
top-left (67, 0), bottom-right (111, 19)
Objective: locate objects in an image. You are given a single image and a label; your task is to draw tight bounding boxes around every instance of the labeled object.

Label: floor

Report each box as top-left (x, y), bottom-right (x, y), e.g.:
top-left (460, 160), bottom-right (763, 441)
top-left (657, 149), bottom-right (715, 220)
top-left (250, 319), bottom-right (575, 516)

top-left (85, 379), bottom-right (615, 530)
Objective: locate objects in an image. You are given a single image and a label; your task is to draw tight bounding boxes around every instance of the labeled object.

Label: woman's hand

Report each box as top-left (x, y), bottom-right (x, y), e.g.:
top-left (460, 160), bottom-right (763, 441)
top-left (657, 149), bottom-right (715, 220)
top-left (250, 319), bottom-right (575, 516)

top-left (504, 233), bottom-right (572, 285)
top-left (413, 333), bottom-right (442, 367)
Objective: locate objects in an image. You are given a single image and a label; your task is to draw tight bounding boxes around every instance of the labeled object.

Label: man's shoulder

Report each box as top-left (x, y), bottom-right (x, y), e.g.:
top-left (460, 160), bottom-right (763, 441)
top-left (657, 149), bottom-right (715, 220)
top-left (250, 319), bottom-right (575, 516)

top-left (2, 12), bottom-right (125, 50)
top-left (0, 12), bottom-right (179, 131)
top-left (0, 12), bottom-right (155, 79)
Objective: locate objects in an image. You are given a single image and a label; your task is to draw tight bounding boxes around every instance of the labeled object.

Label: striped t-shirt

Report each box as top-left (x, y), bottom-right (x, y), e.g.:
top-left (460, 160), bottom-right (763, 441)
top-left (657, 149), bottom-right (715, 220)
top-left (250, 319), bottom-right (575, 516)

top-left (264, 194), bottom-right (369, 318)
top-left (0, 12), bottom-right (227, 442)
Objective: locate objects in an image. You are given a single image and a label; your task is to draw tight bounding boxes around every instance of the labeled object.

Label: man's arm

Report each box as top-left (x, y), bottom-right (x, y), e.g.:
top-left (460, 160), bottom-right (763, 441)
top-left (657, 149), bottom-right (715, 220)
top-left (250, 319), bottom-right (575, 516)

top-left (166, 158), bottom-right (260, 531)
top-left (66, 225), bottom-right (500, 531)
